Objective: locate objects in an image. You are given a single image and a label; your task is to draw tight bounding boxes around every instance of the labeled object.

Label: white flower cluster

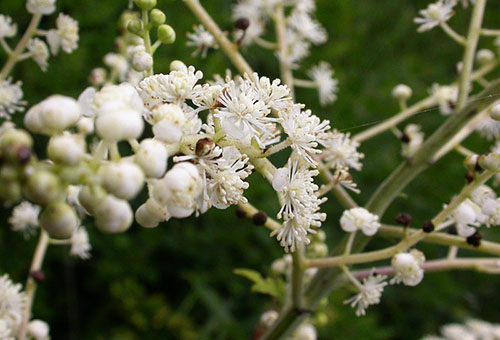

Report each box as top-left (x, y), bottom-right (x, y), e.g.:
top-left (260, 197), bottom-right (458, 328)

top-left (186, 25), bottom-right (218, 58)
top-left (0, 79), bottom-right (25, 119)
top-left (340, 207), bottom-right (381, 236)
top-left (414, 0), bottom-right (457, 33)
top-left (421, 319), bottom-right (500, 340)
top-left (0, 274), bottom-right (25, 338)
top-left (344, 272), bottom-right (388, 316)
top-left (390, 249), bottom-right (426, 286)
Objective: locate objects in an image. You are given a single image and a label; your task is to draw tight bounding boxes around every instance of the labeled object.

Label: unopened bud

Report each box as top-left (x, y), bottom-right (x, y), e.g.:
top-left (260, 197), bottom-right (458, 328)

top-left (157, 24), bottom-right (176, 44)
top-left (134, 0), bottom-right (156, 10)
top-left (47, 133), bottom-right (86, 165)
top-left (392, 84), bottom-right (412, 101)
top-left (466, 231), bottom-right (482, 247)
top-left (127, 18), bottom-right (142, 35)
top-left (195, 138), bottom-right (216, 157)
top-left (25, 170), bottom-right (61, 205)
top-left (464, 154), bottom-right (480, 171)
top-left (170, 60), bottom-right (187, 72)
top-left (40, 201), bottom-right (79, 239)
top-left (253, 211), bottom-right (267, 225)
top-left (101, 161), bottom-right (145, 200)
top-left (89, 68), bottom-right (107, 86)
top-left (150, 9), bottom-right (166, 26)
top-left (0, 128), bottom-right (33, 162)
top-left (490, 103), bottom-right (500, 121)
top-left (476, 49), bottom-right (495, 65)
top-left (132, 51), bottom-right (153, 72)
top-left (422, 220), bottom-right (434, 233)
top-left (94, 195), bottom-right (133, 233)
top-left (0, 180), bottom-right (22, 204)
top-left (395, 213), bottom-right (412, 226)
top-left (478, 153), bottom-right (500, 172)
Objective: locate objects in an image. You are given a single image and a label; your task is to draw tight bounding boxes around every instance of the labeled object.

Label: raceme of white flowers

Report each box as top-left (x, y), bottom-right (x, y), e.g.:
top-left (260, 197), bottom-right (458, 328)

top-left (421, 318), bottom-right (500, 340)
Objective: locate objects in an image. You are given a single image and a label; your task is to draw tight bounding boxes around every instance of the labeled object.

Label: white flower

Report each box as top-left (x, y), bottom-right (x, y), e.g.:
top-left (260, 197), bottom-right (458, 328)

top-left (285, 30), bottom-right (311, 67)
top-left (47, 132), bottom-right (86, 165)
top-left (0, 15), bottom-right (17, 39)
top-left (344, 272), bottom-right (388, 316)
top-left (280, 105), bottom-right (330, 164)
top-left (390, 249), bottom-right (425, 286)
top-left (100, 160), bottom-right (145, 200)
top-left (9, 201), bottom-right (40, 238)
top-left (27, 319), bottom-right (50, 340)
top-left (47, 13), bottom-right (79, 55)
top-left (27, 38), bottom-right (49, 71)
top-left (340, 207), bottom-right (380, 236)
top-left (293, 323), bottom-right (317, 340)
top-left (215, 78), bottom-right (276, 146)
top-left (103, 53), bottom-right (128, 80)
top-left (0, 78), bottom-right (25, 119)
top-left (402, 124), bottom-right (425, 158)
top-left (131, 50), bottom-right (153, 72)
top-left (134, 138), bottom-right (168, 178)
top-left (441, 324), bottom-right (476, 340)
top-left (136, 65), bottom-right (203, 107)
top-left (322, 130), bottom-right (364, 171)
top-left (24, 95), bottom-right (81, 135)
top-left (288, 10), bottom-right (327, 45)
top-left (308, 62), bottom-right (338, 106)
top-left (232, 3), bottom-right (264, 46)
top-left (431, 84), bottom-right (458, 115)
top-left (70, 228), bottom-right (91, 259)
top-left (449, 199), bottom-right (481, 237)
top-left (0, 274), bottom-right (26, 333)
top-left (476, 115), bottom-right (500, 140)
top-left (0, 318), bottom-right (15, 340)
top-left (414, 0), bottom-right (456, 32)
top-left (271, 158), bottom-right (326, 252)
top-left (186, 25), bottom-right (218, 58)
top-left (26, 0), bottom-right (56, 15)
top-left (260, 310), bottom-right (279, 327)
top-left (135, 197), bottom-right (170, 228)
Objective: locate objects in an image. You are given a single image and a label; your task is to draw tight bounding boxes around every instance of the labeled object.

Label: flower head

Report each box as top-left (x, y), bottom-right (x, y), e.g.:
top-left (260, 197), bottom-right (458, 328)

top-left (345, 272), bottom-right (388, 316)
top-left (0, 274), bottom-right (26, 334)
top-left (27, 38), bottom-right (49, 71)
top-left (414, 0), bottom-right (456, 33)
top-left (0, 79), bottom-right (25, 119)
top-left (9, 201), bottom-right (40, 238)
top-left (26, 0), bottom-right (56, 15)
top-left (0, 15), bottom-right (17, 39)
top-left (186, 25), bottom-right (218, 58)
top-left (47, 13), bottom-right (79, 55)
top-left (70, 228), bottom-right (91, 259)
top-left (308, 62), bottom-right (338, 106)
top-left (322, 131), bottom-right (364, 171)
top-left (340, 207), bottom-right (380, 236)
top-left (390, 249), bottom-right (425, 286)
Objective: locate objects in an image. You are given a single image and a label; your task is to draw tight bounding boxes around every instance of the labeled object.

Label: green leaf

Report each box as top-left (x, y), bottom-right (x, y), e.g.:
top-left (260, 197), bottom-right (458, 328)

top-left (233, 268), bottom-right (285, 300)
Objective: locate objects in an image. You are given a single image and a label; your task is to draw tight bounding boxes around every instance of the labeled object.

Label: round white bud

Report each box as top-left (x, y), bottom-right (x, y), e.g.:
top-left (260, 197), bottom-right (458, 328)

top-left (150, 103), bottom-right (185, 125)
top-left (40, 201), bottom-right (79, 239)
top-left (153, 120), bottom-right (182, 144)
top-left (392, 84), bottom-right (412, 101)
top-left (132, 51), bottom-right (153, 72)
top-left (152, 162), bottom-right (202, 208)
top-left (96, 109), bottom-right (144, 141)
top-left (76, 117), bottom-right (95, 135)
top-left (47, 133), bottom-right (86, 165)
top-left (170, 60), bottom-right (187, 72)
top-left (476, 49), bottom-right (495, 65)
top-left (100, 161), bottom-right (145, 200)
top-left (134, 138), bottom-right (168, 178)
top-left (135, 198), bottom-right (170, 228)
top-left (89, 67), bottom-right (107, 86)
top-left (490, 103), bottom-right (500, 121)
top-left (94, 195), bottom-right (133, 233)
top-left (27, 319), bottom-right (50, 340)
top-left (478, 153), bottom-right (500, 172)
top-left (38, 95), bottom-right (81, 134)
top-left (26, 0), bottom-right (56, 15)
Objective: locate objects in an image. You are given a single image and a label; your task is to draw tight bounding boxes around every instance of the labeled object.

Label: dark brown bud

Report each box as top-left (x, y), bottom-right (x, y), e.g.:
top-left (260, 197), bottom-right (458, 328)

top-left (235, 206), bottom-right (246, 219)
top-left (252, 211), bottom-right (267, 226)
top-left (17, 146), bottom-right (32, 164)
top-left (31, 270), bottom-right (45, 284)
top-left (195, 138), bottom-right (215, 157)
top-left (466, 232), bottom-right (482, 247)
top-left (395, 213), bottom-right (412, 226)
top-left (465, 170), bottom-right (474, 183)
top-left (400, 133), bottom-right (410, 144)
top-left (235, 17), bottom-right (250, 30)
top-left (447, 225), bottom-right (457, 235)
top-left (422, 220), bottom-right (434, 233)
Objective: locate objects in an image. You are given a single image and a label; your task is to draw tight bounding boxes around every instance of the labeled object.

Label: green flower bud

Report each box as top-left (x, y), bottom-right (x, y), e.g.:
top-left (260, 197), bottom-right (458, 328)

top-left (0, 180), bottom-right (22, 205)
top-left (40, 201), bottom-right (78, 239)
top-left (479, 153), bottom-right (500, 172)
top-left (94, 195), bottom-right (133, 234)
top-left (157, 24), bottom-right (175, 44)
top-left (169, 60), bottom-right (187, 72)
top-left (134, 0), bottom-right (156, 10)
top-left (25, 170), bottom-right (61, 205)
top-left (0, 128), bottom-right (33, 162)
top-left (127, 18), bottom-right (142, 35)
top-left (464, 154), bottom-right (479, 171)
top-left (150, 9), bottom-right (166, 26)
top-left (490, 104), bottom-right (500, 121)
top-left (78, 186), bottom-right (106, 215)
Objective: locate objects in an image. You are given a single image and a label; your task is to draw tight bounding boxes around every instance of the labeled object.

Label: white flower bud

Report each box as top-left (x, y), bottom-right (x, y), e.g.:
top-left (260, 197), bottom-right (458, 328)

top-left (295, 323), bottom-right (317, 340)
top-left (78, 87), bottom-right (97, 118)
top-left (392, 84), bottom-right (412, 101)
top-left (490, 103), bottom-right (500, 121)
top-left (25, 170), bottom-right (61, 205)
top-left (260, 310), bottom-right (279, 327)
top-left (27, 319), bottom-right (50, 340)
top-left (132, 51), bottom-right (153, 72)
top-left (100, 161), bottom-right (145, 200)
top-left (170, 60), bottom-right (187, 72)
top-left (89, 68), bottom-right (107, 86)
top-left (94, 195), bottom-right (133, 233)
top-left (47, 133), bottom-right (86, 165)
top-left (134, 138), bottom-right (168, 178)
top-left (135, 198), bottom-right (170, 228)
top-left (25, 95), bottom-right (81, 135)
top-left (153, 120), bottom-right (182, 144)
top-left (340, 207), bottom-right (380, 236)
top-left (476, 49), bottom-right (495, 65)
top-left (96, 109), bottom-right (144, 141)
top-left (77, 186), bottom-right (106, 215)
top-left (464, 154), bottom-right (479, 171)
top-left (26, 0), bottom-right (56, 15)
top-left (76, 117), bottom-right (95, 135)
top-left (391, 251), bottom-right (424, 286)
top-left (478, 153), bottom-right (500, 172)
top-left (40, 202), bottom-right (79, 239)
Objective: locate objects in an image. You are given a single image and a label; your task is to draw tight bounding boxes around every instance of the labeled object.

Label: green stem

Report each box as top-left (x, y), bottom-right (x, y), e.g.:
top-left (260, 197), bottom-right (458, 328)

top-left (142, 9), bottom-right (154, 76)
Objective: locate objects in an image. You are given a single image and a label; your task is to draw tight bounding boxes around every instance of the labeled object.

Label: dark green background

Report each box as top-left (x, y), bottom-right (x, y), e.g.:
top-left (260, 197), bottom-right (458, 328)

top-left (1, 1), bottom-right (500, 339)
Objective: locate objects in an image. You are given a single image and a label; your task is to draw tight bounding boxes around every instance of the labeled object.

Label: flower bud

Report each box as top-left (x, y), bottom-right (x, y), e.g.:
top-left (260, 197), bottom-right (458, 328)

top-left (169, 60), bottom-right (187, 72)
top-left (134, 138), bottom-right (168, 178)
top-left (100, 161), bottom-right (145, 200)
top-left (157, 24), bottom-right (175, 44)
top-left (27, 320), bottom-right (50, 340)
top-left (153, 120), bottom-right (182, 144)
top-left (0, 128), bottom-right (33, 162)
top-left (78, 186), bottom-right (106, 215)
top-left (152, 162), bottom-right (202, 208)
top-left (94, 195), bottom-right (133, 233)
top-left (40, 201), bottom-right (79, 239)
top-left (89, 68), bottom-right (107, 86)
top-left (464, 154), bottom-right (480, 171)
top-left (127, 18), bottom-right (142, 35)
top-left (150, 9), bottom-right (166, 25)
top-left (392, 84), bottom-right (412, 101)
top-left (25, 170), bottom-right (61, 205)
top-left (132, 51), bottom-right (153, 72)
top-left (96, 109), bottom-right (144, 141)
top-left (25, 95), bottom-right (81, 135)
top-left (478, 153), bottom-right (500, 172)
top-left (195, 138), bottom-right (216, 157)
top-left (490, 103), bottom-right (500, 121)
top-left (0, 180), bottom-right (22, 205)
top-left (135, 198), bottom-right (170, 228)
top-left (77, 117), bottom-right (95, 135)
top-left (234, 17), bottom-right (250, 30)
top-left (476, 49), bottom-right (495, 65)
top-left (47, 133), bottom-right (86, 165)
top-left (134, 0), bottom-right (157, 10)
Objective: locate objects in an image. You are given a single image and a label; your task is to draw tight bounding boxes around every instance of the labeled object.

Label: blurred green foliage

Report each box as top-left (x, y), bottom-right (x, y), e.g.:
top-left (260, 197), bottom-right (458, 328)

top-left (2, 0), bottom-right (500, 339)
